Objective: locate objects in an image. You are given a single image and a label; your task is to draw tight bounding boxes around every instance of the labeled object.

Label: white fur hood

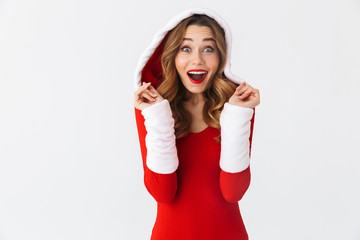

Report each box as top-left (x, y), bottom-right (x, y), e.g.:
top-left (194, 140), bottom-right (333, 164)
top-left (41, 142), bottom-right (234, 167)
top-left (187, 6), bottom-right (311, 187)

top-left (133, 8), bottom-right (248, 90)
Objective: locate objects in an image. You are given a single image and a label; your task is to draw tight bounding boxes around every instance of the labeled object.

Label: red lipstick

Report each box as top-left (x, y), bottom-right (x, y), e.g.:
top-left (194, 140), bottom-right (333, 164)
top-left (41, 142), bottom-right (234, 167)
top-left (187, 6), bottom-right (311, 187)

top-left (186, 69), bottom-right (208, 84)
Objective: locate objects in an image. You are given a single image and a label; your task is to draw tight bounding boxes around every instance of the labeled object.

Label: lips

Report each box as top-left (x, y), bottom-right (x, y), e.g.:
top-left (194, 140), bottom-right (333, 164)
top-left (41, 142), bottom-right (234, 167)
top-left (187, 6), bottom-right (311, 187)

top-left (186, 69), bottom-right (208, 84)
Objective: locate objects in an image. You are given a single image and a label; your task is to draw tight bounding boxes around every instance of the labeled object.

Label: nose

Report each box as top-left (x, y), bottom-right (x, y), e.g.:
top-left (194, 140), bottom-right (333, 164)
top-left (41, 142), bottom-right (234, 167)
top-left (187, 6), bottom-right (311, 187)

top-left (191, 51), bottom-right (205, 65)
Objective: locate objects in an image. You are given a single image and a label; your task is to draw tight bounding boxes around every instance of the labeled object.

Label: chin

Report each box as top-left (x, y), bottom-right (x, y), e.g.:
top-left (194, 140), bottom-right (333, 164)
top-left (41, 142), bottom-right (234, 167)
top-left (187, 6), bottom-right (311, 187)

top-left (187, 88), bottom-right (205, 94)
top-left (181, 78), bottom-right (212, 95)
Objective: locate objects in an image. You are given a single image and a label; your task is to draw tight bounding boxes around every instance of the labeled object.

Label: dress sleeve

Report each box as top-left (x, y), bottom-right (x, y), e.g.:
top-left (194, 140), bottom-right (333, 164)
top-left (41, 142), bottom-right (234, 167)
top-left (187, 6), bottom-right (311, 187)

top-left (219, 103), bottom-right (255, 203)
top-left (134, 100), bottom-right (178, 204)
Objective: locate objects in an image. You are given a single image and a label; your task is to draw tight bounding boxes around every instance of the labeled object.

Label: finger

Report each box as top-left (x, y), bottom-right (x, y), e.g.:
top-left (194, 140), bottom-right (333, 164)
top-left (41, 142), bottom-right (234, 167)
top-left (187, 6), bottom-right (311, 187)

top-left (135, 82), bottom-right (152, 96)
top-left (141, 82), bottom-right (151, 88)
top-left (240, 87), bottom-right (255, 98)
top-left (135, 83), bottom-right (147, 96)
top-left (236, 85), bottom-right (251, 96)
top-left (236, 82), bottom-right (246, 91)
top-left (143, 82), bottom-right (151, 90)
top-left (147, 85), bottom-right (158, 97)
top-left (253, 89), bottom-right (260, 103)
top-left (239, 90), bottom-right (252, 99)
top-left (148, 84), bottom-right (157, 92)
top-left (250, 88), bottom-right (259, 98)
top-left (236, 83), bottom-right (250, 92)
top-left (143, 89), bottom-right (157, 99)
top-left (141, 91), bottom-right (156, 102)
top-left (142, 82), bottom-right (157, 97)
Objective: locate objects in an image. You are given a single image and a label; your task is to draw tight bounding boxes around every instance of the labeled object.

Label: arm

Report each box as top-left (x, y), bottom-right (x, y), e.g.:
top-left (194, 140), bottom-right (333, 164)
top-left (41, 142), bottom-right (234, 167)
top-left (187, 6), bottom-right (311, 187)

top-left (219, 102), bottom-right (255, 203)
top-left (135, 100), bottom-right (178, 204)
top-left (220, 167), bottom-right (251, 203)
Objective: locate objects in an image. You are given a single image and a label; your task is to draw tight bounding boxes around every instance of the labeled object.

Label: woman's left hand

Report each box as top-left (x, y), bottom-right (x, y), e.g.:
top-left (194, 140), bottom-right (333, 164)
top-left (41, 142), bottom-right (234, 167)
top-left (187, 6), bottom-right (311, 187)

top-left (229, 82), bottom-right (260, 108)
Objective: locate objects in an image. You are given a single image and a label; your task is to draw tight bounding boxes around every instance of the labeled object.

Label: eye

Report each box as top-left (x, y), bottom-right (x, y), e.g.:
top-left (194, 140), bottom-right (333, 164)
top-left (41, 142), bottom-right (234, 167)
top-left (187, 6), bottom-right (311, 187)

top-left (180, 46), bottom-right (191, 52)
top-left (204, 46), bottom-right (215, 52)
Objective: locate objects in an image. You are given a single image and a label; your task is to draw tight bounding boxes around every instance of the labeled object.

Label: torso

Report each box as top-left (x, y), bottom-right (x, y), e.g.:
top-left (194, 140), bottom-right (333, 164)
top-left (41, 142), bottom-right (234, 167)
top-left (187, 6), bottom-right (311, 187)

top-left (151, 126), bottom-right (248, 239)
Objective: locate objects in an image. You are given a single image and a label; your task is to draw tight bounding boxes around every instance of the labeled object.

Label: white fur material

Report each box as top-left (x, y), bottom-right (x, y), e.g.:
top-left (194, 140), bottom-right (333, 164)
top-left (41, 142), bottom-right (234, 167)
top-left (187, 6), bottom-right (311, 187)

top-left (141, 100), bottom-right (179, 174)
top-left (133, 8), bottom-right (248, 89)
top-left (219, 103), bottom-right (254, 173)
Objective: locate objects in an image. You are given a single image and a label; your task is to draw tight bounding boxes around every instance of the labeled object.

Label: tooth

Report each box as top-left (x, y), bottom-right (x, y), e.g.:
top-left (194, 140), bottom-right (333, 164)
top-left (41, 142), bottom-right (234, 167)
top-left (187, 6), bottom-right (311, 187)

top-left (188, 71), bottom-right (207, 74)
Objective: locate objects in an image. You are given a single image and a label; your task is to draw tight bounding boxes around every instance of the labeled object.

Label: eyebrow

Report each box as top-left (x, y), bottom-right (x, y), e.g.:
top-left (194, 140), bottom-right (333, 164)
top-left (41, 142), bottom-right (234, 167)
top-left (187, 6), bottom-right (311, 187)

top-left (183, 37), bottom-right (216, 42)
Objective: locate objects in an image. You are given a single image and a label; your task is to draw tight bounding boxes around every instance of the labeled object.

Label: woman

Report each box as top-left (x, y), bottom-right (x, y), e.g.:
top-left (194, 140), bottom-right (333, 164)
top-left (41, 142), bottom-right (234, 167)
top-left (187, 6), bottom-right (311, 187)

top-left (134, 8), bottom-right (260, 240)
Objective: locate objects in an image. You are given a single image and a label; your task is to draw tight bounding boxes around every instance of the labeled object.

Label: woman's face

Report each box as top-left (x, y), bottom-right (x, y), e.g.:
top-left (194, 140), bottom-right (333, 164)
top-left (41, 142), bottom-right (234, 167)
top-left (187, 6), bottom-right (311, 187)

top-left (175, 25), bottom-right (220, 95)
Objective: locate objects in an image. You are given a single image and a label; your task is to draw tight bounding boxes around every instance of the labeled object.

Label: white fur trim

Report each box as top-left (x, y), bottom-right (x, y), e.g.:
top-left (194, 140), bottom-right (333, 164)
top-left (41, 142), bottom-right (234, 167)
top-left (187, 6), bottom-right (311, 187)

top-left (133, 8), bottom-right (248, 90)
top-left (141, 100), bottom-right (179, 174)
top-left (219, 103), bottom-right (253, 173)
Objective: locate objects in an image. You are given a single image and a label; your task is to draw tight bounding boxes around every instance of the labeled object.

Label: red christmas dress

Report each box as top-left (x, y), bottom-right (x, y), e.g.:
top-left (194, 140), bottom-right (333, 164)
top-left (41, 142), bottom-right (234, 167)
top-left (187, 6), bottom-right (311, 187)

top-left (136, 107), bottom-right (254, 239)
top-left (134, 8), bottom-right (256, 240)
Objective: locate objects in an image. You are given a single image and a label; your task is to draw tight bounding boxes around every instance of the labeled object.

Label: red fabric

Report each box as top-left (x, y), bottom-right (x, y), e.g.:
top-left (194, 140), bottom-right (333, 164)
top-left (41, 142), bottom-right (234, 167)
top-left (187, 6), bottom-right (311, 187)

top-left (141, 32), bottom-right (170, 89)
top-left (135, 108), bottom-right (178, 203)
top-left (135, 108), bottom-right (254, 240)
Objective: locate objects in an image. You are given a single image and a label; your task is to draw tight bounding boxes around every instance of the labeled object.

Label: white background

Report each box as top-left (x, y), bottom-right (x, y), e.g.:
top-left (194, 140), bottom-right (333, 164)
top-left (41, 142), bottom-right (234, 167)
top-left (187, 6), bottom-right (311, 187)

top-left (1, 0), bottom-right (360, 239)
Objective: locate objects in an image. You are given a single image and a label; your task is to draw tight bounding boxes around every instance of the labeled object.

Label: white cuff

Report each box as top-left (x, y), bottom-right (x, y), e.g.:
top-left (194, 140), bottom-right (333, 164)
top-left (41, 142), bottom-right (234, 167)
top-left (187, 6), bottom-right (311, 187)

top-left (141, 100), bottom-right (179, 174)
top-left (219, 103), bottom-right (254, 173)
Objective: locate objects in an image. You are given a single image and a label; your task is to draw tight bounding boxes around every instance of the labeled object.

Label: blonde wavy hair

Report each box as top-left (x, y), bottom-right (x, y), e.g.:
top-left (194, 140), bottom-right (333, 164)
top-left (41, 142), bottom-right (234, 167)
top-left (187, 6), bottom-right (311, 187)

top-left (157, 14), bottom-right (237, 141)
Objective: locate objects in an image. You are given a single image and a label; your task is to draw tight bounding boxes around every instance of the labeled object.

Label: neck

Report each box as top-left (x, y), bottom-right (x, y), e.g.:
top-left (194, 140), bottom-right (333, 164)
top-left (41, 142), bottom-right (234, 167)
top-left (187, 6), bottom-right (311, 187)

top-left (186, 92), bottom-right (205, 105)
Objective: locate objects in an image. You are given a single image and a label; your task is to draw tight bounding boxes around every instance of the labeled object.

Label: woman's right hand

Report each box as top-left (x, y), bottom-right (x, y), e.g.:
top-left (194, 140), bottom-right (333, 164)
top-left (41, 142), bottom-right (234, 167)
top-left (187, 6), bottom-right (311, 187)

top-left (134, 82), bottom-right (164, 110)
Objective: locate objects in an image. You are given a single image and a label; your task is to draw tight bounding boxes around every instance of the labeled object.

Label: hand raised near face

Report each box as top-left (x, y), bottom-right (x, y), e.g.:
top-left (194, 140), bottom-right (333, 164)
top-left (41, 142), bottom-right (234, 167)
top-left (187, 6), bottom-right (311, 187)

top-left (229, 82), bottom-right (260, 109)
top-left (134, 82), bottom-right (164, 110)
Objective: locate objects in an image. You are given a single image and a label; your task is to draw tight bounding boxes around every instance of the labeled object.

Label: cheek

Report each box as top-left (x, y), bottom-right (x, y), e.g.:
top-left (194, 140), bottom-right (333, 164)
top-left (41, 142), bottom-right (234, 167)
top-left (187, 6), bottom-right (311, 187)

top-left (206, 55), bottom-right (220, 72)
top-left (175, 54), bottom-right (188, 72)
top-left (213, 55), bottom-right (220, 69)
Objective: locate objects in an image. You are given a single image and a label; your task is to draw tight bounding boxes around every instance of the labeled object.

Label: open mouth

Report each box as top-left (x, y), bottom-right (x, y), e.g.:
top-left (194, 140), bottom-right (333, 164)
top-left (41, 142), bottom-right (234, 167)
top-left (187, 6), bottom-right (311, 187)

top-left (187, 70), bottom-right (208, 84)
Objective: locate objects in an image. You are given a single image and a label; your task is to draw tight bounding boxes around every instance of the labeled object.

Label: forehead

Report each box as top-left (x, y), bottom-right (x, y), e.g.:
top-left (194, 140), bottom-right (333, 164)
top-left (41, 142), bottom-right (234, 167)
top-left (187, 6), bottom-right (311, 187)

top-left (183, 25), bottom-right (215, 39)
